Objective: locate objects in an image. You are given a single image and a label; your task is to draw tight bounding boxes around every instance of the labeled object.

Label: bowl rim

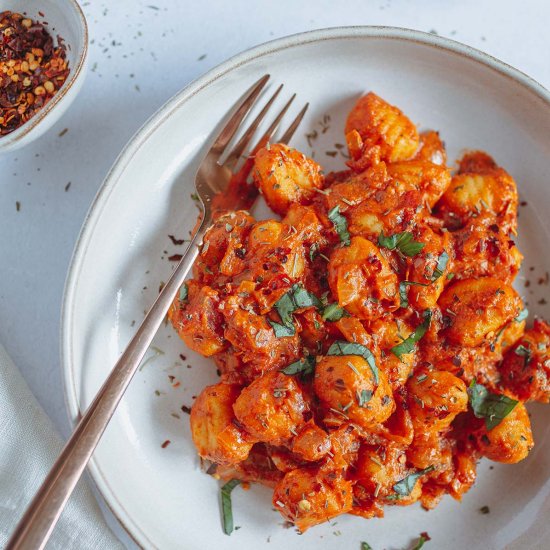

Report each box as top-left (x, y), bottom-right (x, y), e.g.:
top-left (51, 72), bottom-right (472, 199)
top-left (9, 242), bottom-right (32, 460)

top-left (60, 25), bottom-right (550, 549)
top-left (0, 0), bottom-right (88, 149)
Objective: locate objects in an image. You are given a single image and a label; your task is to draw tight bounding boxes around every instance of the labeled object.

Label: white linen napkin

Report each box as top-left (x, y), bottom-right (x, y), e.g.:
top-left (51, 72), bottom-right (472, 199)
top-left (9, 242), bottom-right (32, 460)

top-left (0, 344), bottom-right (124, 549)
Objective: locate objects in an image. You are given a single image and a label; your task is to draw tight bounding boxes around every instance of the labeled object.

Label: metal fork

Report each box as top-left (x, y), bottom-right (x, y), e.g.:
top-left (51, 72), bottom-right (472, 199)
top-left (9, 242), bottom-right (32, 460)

top-left (7, 74), bottom-right (308, 550)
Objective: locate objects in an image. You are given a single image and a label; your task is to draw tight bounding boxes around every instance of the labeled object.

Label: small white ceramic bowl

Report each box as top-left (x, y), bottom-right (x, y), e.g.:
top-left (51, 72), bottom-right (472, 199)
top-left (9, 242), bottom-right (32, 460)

top-left (0, 0), bottom-right (88, 153)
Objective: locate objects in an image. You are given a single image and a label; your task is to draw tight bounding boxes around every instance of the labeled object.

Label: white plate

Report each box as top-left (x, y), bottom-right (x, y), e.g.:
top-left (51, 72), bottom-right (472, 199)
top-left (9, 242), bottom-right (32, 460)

top-left (62, 27), bottom-right (550, 550)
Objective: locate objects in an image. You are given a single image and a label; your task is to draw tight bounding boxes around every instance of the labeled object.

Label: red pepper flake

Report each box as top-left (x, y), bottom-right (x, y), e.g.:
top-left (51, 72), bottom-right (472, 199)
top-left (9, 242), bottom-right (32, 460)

top-left (168, 375), bottom-right (175, 383)
top-left (161, 439), bottom-right (171, 449)
top-left (168, 254), bottom-right (183, 262)
top-left (420, 532), bottom-right (431, 541)
top-left (0, 11), bottom-right (70, 136)
top-left (168, 234), bottom-right (186, 245)
top-left (181, 404), bottom-right (192, 415)
top-left (172, 381), bottom-right (181, 388)
top-left (179, 354), bottom-right (187, 361)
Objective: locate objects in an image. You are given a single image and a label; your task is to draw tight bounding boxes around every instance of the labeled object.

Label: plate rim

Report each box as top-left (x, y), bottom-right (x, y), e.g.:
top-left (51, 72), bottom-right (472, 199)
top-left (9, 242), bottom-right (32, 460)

top-left (60, 25), bottom-right (550, 549)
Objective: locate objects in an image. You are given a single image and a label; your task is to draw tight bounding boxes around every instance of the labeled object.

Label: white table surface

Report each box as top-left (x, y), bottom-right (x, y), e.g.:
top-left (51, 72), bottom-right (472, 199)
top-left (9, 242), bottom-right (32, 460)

top-left (1, 0), bottom-right (549, 547)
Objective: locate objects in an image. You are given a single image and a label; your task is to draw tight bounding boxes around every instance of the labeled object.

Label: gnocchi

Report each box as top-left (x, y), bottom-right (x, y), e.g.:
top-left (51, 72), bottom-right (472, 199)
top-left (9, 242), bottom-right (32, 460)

top-left (169, 92), bottom-right (539, 533)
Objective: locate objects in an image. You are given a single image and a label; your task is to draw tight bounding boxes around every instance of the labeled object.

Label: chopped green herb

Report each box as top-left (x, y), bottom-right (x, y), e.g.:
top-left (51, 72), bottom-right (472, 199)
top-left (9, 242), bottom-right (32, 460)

top-left (378, 231), bottom-right (425, 257)
top-left (411, 534), bottom-right (429, 550)
top-left (391, 310), bottom-right (432, 360)
top-left (271, 284), bottom-right (322, 336)
top-left (431, 251), bottom-right (449, 280)
top-left (268, 319), bottom-right (295, 337)
top-left (179, 283), bottom-right (188, 302)
top-left (446, 272), bottom-right (455, 280)
top-left (468, 380), bottom-right (518, 430)
top-left (357, 389), bottom-right (373, 407)
top-left (309, 242), bottom-right (320, 261)
top-left (514, 344), bottom-right (532, 367)
top-left (399, 281), bottom-right (429, 308)
top-left (392, 465), bottom-right (435, 496)
top-left (327, 341), bottom-right (378, 384)
top-left (361, 543), bottom-right (373, 550)
top-left (322, 302), bottom-right (349, 321)
top-left (282, 356), bottom-right (316, 376)
top-left (221, 479), bottom-right (241, 535)
top-left (328, 205), bottom-right (351, 246)
top-left (514, 308), bottom-right (529, 323)
top-left (479, 505), bottom-right (490, 514)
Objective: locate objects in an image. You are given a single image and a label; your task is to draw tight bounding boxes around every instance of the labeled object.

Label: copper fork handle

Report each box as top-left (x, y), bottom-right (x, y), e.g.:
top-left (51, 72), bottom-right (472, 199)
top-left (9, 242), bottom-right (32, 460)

top-left (6, 218), bottom-right (209, 550)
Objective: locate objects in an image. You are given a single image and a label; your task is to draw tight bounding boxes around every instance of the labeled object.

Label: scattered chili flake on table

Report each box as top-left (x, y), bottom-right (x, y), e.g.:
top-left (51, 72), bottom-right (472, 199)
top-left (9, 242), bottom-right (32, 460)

top-left (0, 11), bottom-right (70, 136)
top-left (161, 439), bottom-right (171, 449)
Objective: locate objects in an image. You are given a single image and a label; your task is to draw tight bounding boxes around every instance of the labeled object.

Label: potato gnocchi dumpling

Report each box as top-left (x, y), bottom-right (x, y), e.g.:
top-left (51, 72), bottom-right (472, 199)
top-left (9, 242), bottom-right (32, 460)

top-left (190, 383), bottom-right (254, 464)
top-left (438, 277), bottom-right (522, 347)
top-left (253, 143), bottom-right (323, 216)
top-left (345, 92), bottom-right (419, 167)
top-left (169, 91), bottom-right (540, 533)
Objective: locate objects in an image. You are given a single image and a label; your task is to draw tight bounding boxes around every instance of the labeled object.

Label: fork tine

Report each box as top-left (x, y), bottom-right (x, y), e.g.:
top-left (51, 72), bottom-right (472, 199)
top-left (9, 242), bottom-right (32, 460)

top-left (245, 93), bottom-right (296, 155)
top-left (278, 102), bottom-right (309, 145)
top-left (223, 84), bottom-right (284, 170)
top-left (210, 74), bottom-right (270, 155)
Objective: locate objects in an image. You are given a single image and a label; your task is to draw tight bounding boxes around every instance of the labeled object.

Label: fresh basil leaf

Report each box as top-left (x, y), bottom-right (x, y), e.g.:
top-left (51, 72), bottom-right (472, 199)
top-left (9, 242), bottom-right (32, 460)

top-left (392, 465), bottom-right (435, 496)
top-left (514, 308), bottom-right (529, 323)
top-left (391, 310), bottom-right (432, 359)
top-left (221, 479), bottom-right (241, 535)
top-left (411, 535), bottom-right (428, 550)
top-left (291, 285), bottom-right (322, 309)
top-left (282, 355), bottom-right (316, 376)
top-left (357, 389), bottom-right (373, 407)
top-left (272, 284), bottom-right (321, 336)
top-left (328, 205), bottom-right (351, 246)
top-left (468, 380), bottom-right (518, 430)
top-left (322, 302), bottom-right (348, 321)
top-left (378, 231), bottom-right (425, 257)
top-left (398, 281), bottom-right (429, 308)
top-left (431, 251), bottom-right (449, 281)
top-left (179, 283), bottom-right (188, 302)
top-left (327, 341), bottom-right (379, 384)
top-left (274, 292), bottom-right (297, 327)
top-left (268, 319), bottom-right (295, 337)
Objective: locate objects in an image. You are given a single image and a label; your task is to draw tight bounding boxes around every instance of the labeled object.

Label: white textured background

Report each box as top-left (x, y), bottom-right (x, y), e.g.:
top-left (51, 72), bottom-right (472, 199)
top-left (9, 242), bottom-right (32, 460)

top-left (1, 0), bottom-right (549, 546)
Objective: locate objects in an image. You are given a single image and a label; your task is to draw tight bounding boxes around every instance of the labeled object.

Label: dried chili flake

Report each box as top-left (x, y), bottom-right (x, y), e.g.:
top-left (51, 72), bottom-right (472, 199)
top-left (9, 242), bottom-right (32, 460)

top-left (0, 11), bottom-right (70, 136)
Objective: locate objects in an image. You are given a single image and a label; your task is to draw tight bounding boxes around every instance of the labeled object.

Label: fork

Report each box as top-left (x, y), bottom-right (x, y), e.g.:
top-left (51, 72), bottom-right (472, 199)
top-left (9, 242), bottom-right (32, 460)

top-left (7, 74), bottom-right (308, 550)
